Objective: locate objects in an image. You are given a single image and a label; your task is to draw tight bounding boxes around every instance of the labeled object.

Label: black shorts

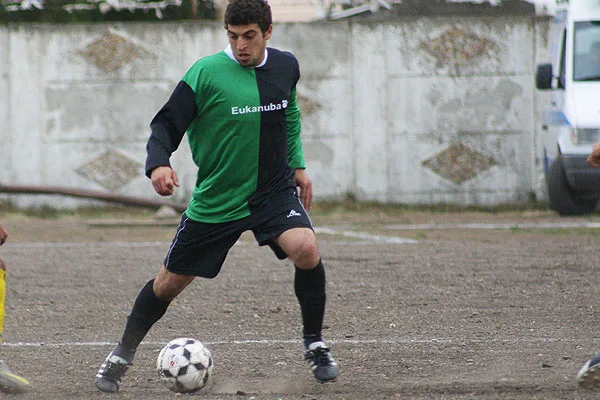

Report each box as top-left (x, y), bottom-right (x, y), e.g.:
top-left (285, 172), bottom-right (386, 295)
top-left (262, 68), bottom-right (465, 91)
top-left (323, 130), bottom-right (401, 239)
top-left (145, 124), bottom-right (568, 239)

top-left (163, 187), bottom-right (313, 278)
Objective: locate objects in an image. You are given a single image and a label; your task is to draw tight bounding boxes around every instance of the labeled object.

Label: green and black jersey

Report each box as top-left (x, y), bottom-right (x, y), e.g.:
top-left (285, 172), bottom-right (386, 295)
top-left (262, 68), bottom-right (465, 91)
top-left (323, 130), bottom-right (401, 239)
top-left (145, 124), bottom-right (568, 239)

top-left (146, 47), bottom-right (306, 224)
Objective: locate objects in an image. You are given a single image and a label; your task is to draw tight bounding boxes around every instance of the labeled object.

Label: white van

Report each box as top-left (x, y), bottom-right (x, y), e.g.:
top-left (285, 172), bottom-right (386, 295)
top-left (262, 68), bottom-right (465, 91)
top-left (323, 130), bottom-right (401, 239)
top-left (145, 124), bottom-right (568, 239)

top-left (536, 0), bottom-right (600, 215)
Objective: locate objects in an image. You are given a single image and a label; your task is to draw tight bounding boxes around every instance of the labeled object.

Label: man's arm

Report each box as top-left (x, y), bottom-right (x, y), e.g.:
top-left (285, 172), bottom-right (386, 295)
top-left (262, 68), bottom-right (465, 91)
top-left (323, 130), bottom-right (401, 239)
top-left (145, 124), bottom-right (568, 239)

top-left (146, 80), bottom-right (198, 196)
top-left (587, 142), bottom-right (600, 168)
top-left (285, 87), bottom-right (312, 209)
top-left (285, 87), bottom-right (305, 170)
top-left (294, 169), bottom-right (313, 211)
top-left (145, 80), bottom-right (198, 178)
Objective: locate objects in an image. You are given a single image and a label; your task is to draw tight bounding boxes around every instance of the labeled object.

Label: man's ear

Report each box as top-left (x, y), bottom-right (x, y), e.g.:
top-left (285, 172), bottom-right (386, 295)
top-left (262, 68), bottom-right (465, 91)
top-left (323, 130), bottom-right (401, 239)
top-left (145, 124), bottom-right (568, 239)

top-left (264, 24), bottom-right (273, 40)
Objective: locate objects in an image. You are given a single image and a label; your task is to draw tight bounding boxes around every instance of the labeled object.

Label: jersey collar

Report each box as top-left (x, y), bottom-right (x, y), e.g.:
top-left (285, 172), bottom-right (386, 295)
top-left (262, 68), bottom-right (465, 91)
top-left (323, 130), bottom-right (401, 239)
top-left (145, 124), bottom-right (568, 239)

top-left (224, 44), bottom-right (268, 68)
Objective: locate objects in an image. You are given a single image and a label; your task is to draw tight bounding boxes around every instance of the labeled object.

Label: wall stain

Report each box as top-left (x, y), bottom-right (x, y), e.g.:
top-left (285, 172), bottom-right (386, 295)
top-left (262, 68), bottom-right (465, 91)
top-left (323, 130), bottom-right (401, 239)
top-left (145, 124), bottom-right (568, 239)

top-left (297, 93), bottom-right (321, 116)
top-left (76, 149), bottom-right (142, 190)
top-left (79, 30), bottom-right (145, 72)
top-left (420, 26), bottom-right (498, 75)
top-left (422, 142), bottom-right (498, 185)
top-left (437, 79), bottom-right (523, 129)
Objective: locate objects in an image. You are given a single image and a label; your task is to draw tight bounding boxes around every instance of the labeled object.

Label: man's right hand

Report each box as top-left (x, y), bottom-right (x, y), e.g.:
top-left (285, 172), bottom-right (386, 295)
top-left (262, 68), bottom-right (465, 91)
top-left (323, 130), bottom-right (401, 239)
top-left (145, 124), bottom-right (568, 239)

top-left (151, 166), bottom-right (180, 196)
top-left (587, 142), bottom-right (600, 168)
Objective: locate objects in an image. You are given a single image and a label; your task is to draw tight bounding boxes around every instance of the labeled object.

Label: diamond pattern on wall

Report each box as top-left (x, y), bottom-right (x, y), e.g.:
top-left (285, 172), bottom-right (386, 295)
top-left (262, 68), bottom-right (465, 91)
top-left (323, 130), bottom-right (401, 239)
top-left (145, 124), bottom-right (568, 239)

top-left (80, 31), bottom-right (144, 72)
top-left (422, 142), bottom-right (498, 185)
top-left (297, 93), bottom-right (321, 116)
top-left (76, 150), bottom-right (142, 190)
top-left (420, 27), bottom-right (497, 67)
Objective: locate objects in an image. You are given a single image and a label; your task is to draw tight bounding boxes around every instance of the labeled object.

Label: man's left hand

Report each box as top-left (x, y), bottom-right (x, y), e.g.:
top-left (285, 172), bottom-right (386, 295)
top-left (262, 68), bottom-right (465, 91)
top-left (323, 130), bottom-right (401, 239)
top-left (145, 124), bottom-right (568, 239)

top-left (294, 169), bottom-right (313, 210)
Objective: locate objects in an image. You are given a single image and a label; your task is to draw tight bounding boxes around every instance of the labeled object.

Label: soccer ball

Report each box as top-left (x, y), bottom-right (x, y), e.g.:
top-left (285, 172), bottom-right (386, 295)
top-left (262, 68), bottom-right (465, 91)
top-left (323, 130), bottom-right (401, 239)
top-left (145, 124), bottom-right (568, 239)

top-left (156, 337), bottom-right (213, 393)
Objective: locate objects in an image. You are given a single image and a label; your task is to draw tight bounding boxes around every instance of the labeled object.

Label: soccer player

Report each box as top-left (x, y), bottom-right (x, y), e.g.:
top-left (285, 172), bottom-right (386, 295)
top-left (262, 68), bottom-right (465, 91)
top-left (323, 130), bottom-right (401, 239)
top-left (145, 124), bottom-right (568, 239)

top-left (577, 140), bottom-right (600, 389)
top-left (94, 0), bottom-right (339, 392)
top-left (0, 224), bottom-right (31, 394)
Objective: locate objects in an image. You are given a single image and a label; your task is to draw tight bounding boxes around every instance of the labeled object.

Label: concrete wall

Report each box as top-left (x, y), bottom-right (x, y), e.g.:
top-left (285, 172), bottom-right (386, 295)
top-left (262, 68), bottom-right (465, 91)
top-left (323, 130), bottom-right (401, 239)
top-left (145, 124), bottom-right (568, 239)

top-left (0, 16), bottom-right (549, 209)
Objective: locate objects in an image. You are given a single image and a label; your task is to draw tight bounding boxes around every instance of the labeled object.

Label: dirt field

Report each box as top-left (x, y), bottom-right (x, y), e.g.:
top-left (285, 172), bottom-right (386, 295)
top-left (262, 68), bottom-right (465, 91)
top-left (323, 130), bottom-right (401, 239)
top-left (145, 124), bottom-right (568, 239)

top-left (2, 205), bottom-right (600, 399)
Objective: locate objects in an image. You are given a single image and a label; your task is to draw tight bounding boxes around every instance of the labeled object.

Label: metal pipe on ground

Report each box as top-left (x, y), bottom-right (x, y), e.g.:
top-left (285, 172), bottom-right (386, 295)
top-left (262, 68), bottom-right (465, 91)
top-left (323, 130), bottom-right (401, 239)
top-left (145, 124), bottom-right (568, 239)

top-left (0, 184), bottom-right (187, 213)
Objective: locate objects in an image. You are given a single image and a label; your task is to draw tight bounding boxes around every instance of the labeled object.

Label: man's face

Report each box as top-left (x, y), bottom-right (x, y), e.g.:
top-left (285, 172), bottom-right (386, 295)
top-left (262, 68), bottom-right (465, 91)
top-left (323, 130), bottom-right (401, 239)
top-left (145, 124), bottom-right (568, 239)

top-left (227, 23), bottom-right (272, 67)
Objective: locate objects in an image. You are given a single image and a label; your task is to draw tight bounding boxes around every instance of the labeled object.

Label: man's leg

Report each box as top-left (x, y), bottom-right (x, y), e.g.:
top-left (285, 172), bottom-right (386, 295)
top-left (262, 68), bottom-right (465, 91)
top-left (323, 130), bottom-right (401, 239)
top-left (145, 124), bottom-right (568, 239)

top-left (275, 228), bottom-right (339, 382)
top-left (294, 260), bottom-right (326, 347)
top-left (0, 257), bottom-right (31, 394)
top-left (95, 266), bottom-right (194, 393)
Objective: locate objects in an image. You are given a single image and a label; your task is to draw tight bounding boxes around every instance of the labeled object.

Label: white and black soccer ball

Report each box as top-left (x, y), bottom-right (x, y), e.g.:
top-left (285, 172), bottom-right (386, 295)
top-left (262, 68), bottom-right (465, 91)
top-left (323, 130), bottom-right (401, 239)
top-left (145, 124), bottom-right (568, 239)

top-left (156, 337), bottom-right (213, 393)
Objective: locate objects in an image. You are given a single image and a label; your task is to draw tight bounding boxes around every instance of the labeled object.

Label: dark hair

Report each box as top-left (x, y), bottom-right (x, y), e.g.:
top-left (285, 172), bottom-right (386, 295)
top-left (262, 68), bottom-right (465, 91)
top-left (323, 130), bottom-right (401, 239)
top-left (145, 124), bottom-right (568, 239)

top-left (224, 0), bottom-right (272, 34)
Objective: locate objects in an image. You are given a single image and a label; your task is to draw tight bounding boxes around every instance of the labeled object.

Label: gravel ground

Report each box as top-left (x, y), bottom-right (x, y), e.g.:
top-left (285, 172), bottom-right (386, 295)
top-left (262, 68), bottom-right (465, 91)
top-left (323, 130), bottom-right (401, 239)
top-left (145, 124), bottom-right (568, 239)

top-left (1, 205), bottom-right (600, 399)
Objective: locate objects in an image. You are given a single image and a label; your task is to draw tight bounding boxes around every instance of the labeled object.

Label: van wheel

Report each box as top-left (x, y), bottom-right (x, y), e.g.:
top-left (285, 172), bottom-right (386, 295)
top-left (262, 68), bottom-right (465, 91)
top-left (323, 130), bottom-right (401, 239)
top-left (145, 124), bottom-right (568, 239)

top-left (547, 157), bottom-right (599, 216)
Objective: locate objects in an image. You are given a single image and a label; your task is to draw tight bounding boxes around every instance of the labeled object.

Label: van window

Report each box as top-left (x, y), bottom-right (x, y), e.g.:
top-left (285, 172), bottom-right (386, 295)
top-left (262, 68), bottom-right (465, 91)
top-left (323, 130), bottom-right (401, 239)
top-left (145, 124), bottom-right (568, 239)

top-left (573, 21), bottom-right (600, 81)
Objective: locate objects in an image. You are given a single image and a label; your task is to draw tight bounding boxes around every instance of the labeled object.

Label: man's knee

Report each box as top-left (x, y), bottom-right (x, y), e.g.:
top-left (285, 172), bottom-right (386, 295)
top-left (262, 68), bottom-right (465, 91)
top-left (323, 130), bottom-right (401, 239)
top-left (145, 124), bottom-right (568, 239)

top-left (276, 228), bottom-right (321, 269)
top-left (297, 239), bottom-right (319, 259)
top-left (0, 257), bottom-right (6, 272)
top-left (291, 239), bottom-right (320, 270)
top-left (153, 267), bottom-right (194, 300)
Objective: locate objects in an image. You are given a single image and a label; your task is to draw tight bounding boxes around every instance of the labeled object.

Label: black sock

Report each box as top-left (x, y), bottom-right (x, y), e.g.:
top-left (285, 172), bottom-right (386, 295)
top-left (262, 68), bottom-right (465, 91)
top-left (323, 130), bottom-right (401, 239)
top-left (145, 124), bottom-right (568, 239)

top-left (118, 279), bottom-right (171, 361)
top-left (294, 260), bottom-right (326, 348)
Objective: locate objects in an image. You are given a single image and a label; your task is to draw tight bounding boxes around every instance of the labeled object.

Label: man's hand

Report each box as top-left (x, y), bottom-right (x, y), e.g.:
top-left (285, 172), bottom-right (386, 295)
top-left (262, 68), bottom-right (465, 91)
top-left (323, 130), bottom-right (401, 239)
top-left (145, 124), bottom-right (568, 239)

top-left (294, 169), bottom-right (313, 210)
top-left (587, 142), bottom-right (600, 168)
top-left (0, 224), bottom-right (8, 246)
top-left (151, 166), bottom-right (180, 196)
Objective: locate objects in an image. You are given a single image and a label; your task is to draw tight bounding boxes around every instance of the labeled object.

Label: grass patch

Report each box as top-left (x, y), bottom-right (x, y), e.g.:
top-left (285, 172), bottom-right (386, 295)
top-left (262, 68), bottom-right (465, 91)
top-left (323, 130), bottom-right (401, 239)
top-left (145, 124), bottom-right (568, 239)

top-left (0, 200), bottom-right (156, 220)
top-left (311, 197), bottom-right (550, 217)
top-left (509, 227), bottom-right (600, 235)
top-left (1, 196), bottom-right (596, 221)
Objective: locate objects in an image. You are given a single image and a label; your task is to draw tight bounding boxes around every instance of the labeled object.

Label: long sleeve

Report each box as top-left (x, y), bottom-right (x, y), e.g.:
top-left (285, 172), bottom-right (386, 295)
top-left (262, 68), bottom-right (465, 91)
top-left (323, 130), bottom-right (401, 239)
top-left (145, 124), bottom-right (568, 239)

top-left (285, 86), bottom-right (305, 169)
top-left (145, 80), bottom-right (198, 178)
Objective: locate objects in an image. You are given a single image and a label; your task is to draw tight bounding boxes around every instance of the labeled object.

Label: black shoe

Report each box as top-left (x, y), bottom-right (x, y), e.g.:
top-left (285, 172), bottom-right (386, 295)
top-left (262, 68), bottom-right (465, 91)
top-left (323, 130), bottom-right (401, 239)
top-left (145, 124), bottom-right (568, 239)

top-left (304, 341), bottom-right (339, 382)
top-left (578, 351), bottom-right (600, 389)
top-left (94, 350), bottom-right (131, 393)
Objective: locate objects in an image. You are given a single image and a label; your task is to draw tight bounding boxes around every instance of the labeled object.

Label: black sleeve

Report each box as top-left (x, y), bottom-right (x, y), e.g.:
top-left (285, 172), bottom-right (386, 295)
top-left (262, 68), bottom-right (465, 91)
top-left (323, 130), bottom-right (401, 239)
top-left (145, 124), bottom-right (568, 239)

top-left (145, 80), bottom-right (198, 178)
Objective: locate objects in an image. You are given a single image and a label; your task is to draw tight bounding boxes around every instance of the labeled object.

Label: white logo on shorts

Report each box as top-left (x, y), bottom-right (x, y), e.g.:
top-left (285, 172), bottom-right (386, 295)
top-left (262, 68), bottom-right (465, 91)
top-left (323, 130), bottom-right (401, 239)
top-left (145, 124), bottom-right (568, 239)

top-left (287, 209), bottom-right (302, 218)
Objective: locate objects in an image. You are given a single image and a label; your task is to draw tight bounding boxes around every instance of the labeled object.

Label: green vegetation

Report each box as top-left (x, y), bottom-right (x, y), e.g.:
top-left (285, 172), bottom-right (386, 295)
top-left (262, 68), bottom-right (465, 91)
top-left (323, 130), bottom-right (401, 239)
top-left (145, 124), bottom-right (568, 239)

top-left (0, 0), bottom-right (216, 23)
top-left (1, 195), bottom-right (598, 222)
top-left (508, 227), bottom-right (600, 235)
top-left (0, 200), bottom-right (156, 219)
top-left (311, 195), bottom-right (550, 217)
